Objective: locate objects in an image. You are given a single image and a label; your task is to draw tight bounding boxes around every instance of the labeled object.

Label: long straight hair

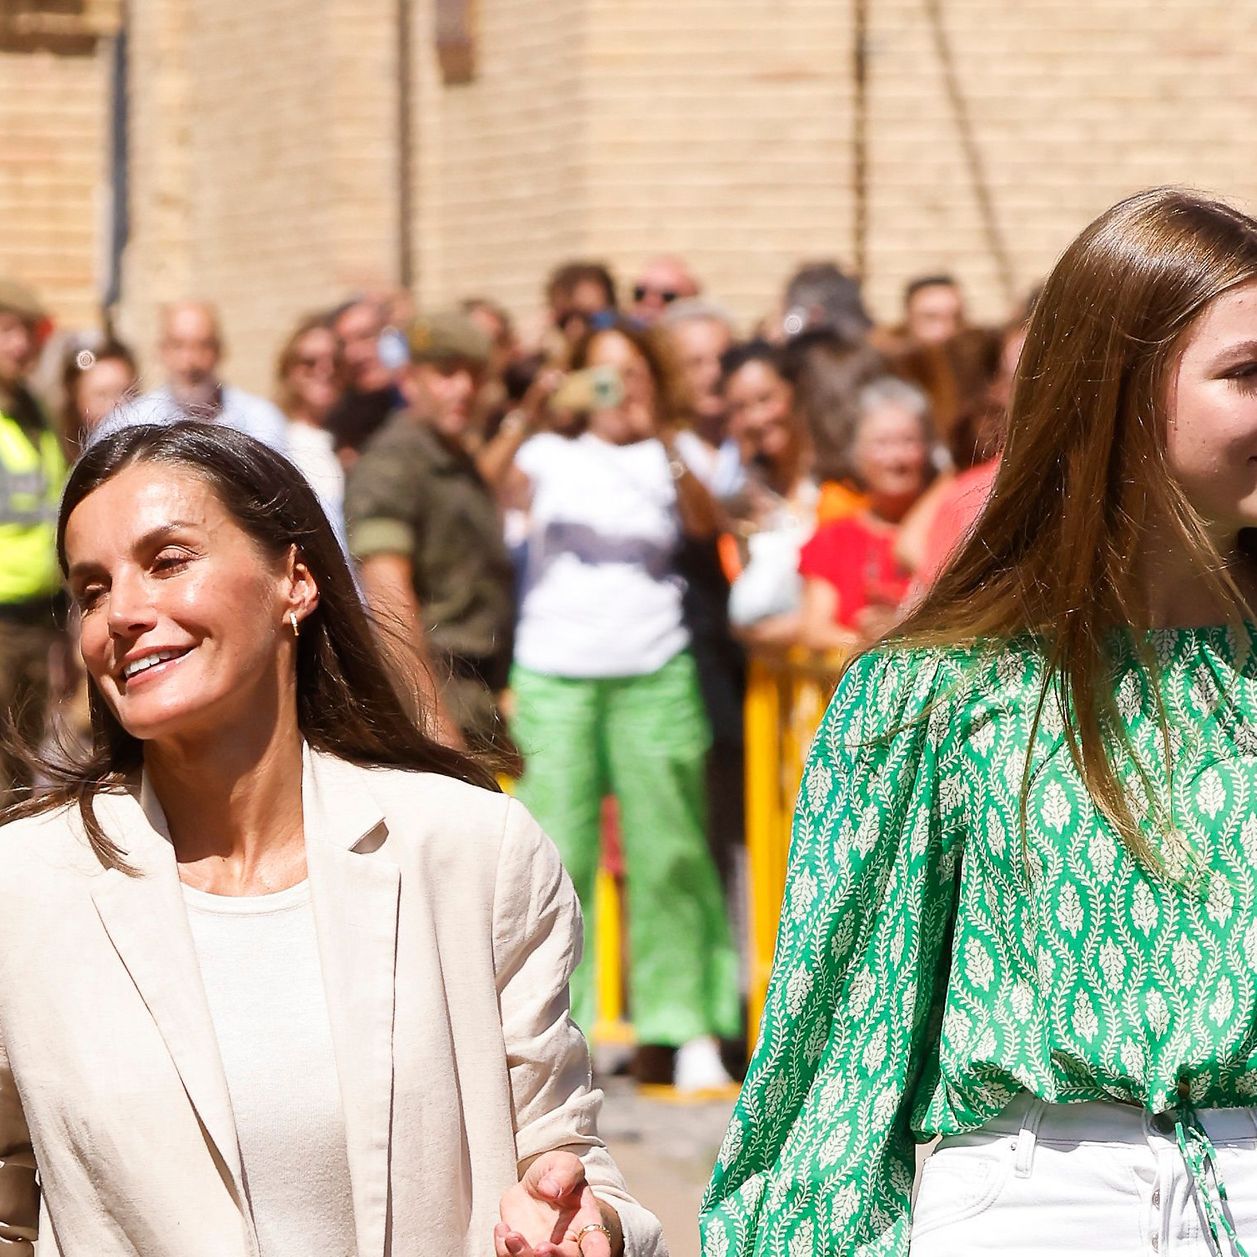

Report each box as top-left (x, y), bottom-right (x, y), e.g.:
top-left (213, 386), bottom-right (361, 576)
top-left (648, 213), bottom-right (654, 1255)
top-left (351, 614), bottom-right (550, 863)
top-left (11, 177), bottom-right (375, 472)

top-left (4, 422), bottom-right (499, 871)
top-left (891, 187), bottom-right (1257, 869)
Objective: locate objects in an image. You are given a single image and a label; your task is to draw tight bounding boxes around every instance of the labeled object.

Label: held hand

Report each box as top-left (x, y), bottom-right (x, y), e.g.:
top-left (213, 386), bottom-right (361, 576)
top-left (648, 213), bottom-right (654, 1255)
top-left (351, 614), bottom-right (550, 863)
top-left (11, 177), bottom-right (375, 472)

top-left (496, 1152), bottom-right (617, 1257)
top-left (519, 368), bottom-right (566, 431)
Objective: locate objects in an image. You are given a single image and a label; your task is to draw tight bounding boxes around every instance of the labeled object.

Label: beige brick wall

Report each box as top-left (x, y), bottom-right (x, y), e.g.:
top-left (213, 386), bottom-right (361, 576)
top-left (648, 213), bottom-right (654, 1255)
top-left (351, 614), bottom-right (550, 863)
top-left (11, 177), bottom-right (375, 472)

top-left (119, 0), bottom-right (405, 396)
top-left (0, 20), bottom-right (114, 331)
top-left (415, 0), bottom-right (1257, 334)
top-left (858, 0), bottom-right (1257, 326)
top-left (409, 0), bottom-right (589, 320)
top-left (19, 0), bottom-right (1257, 393)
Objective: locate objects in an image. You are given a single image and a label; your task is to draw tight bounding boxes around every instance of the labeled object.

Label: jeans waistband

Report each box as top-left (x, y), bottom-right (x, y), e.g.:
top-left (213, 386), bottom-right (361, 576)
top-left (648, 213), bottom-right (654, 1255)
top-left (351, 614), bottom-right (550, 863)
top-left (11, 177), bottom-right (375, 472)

top-left (977, 1090), bottom-right (1257, 1145)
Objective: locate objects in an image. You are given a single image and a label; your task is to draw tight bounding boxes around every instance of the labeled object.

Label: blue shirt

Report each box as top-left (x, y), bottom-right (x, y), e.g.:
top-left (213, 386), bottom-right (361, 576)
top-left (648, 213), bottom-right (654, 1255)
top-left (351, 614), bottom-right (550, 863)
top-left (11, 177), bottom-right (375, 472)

top-left (93, 385), bottom-right (290, 455)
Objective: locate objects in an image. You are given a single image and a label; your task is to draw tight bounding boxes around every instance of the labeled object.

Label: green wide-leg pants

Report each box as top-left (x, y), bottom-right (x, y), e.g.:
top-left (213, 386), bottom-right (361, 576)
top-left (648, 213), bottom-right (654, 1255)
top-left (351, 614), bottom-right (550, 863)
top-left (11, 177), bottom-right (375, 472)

top-left (512, 652), bottom-right (740, 1046)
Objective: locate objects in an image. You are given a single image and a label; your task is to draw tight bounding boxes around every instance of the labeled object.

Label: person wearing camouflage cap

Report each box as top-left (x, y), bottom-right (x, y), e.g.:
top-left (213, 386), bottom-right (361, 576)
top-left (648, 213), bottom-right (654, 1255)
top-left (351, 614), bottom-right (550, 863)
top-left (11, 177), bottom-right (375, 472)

top-left (0, 279), bottom-right (68, 801)
top-left (344, 311), bottom-right (517, 760)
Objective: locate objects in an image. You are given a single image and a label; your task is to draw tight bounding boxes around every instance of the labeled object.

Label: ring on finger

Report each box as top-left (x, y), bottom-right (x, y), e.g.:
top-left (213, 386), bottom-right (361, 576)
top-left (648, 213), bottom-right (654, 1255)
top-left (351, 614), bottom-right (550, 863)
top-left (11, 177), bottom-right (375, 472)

top-left (575, 1223), bottom-right (613, 1254)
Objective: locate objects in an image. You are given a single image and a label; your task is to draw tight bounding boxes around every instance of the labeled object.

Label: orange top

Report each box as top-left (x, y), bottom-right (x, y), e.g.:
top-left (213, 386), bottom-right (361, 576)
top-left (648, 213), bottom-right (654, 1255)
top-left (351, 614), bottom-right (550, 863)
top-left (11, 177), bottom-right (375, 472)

top-left (816, 479), bottom-right (868, 526)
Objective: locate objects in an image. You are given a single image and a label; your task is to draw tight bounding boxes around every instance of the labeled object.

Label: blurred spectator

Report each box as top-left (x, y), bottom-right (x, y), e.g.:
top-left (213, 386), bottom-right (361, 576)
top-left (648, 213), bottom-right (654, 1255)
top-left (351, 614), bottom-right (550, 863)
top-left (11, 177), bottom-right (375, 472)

top-left (59, 337), bottom-right (138, 456)
top-left (95, 300), bottom-right (288, 452)
top-left (325, 295), bottom-right (406, 461)
top-left (275, 313), bottom-right (348, 542)
top-left (545, 261), bottom-right (618, 353)
top-left (797, 377), bottom-right (935, 652)
top-left (658, 298), bottom-right (746, 891)
top-left (661, 299), bottom-right (743, 495)
top-left (462, 296), bottom-right (519, 380)
top-left (781, 328), bottom-right (886, 523)
top-left (630, 255), bottom-right (701, 325)
top-left (722, 341), bottom-right (817, 644)
top-left (0, 278), bottom-right (68, 802)
top-left (345, 311), bottom-right (516, 758)
top-left (461, 297), bottom-right (521, 443)
top-left (903, 273), bottom-right (967, 347)
top-left (892, 325), bottom-right (1002, 471)
top-left (898, 317), bottom-right (1027, 586)
top-left (780, 261), bottom-right (873, 344)
top-left (500, 317), bottom-right (739, 1091)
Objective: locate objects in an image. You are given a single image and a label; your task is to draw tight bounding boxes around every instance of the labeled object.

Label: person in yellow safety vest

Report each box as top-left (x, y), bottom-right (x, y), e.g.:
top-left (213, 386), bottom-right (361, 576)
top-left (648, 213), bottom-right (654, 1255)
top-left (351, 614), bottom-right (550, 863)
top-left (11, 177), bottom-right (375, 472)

top-left (0, 279), bottom-right (68, 803)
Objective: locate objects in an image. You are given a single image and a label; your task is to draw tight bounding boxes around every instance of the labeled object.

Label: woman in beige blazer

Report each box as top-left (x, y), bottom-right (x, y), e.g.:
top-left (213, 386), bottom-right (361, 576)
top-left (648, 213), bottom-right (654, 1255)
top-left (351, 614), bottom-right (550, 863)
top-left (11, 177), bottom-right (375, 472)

top-left (0, 422), bottom-right (666, 1257)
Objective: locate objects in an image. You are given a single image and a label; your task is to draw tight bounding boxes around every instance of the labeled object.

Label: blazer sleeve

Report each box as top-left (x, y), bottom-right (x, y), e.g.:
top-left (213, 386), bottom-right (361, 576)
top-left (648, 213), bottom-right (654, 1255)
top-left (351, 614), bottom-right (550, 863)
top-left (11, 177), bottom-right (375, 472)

top-left (0, 1027), bottom-right (38, 1253)
top-left (492, 798), bottom-right (668, 1257)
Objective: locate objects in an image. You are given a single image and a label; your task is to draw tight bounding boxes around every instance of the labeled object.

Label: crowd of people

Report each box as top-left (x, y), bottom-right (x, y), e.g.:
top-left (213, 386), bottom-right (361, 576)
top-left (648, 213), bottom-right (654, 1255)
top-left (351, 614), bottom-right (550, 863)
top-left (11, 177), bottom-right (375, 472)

top-left (6, 186), bottom-right (1257, 1256)
top-left (1, 251), bottom-right (1030, 1094)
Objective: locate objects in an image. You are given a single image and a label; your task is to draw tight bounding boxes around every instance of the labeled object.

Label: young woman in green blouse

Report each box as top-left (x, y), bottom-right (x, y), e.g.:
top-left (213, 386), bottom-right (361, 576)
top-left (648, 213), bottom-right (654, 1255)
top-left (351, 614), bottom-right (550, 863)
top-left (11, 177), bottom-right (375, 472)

top-left (702, 187), bottom-right (1257, 1256)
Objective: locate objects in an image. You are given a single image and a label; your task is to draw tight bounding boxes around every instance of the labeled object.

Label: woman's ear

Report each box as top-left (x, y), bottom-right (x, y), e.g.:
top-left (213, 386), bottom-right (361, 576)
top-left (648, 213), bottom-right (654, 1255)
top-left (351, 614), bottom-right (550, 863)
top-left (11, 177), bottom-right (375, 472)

top-left (285, 545), bottom-right (321, 621)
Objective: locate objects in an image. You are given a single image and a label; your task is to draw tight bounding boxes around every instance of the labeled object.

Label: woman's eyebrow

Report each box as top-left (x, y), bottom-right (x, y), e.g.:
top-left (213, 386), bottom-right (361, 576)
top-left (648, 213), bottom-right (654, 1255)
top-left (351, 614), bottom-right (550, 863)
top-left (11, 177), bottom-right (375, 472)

top-left (1212, 337), bottom-right (1257, 365)
top-left (66, 521), bottom-right (201, 583)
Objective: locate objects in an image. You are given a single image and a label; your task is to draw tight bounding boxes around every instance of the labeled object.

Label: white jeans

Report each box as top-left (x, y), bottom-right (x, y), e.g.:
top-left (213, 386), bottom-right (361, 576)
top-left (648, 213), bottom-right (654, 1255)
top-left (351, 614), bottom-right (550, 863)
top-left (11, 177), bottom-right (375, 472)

top-left (911, 1092), bottom-right (1257, 1255)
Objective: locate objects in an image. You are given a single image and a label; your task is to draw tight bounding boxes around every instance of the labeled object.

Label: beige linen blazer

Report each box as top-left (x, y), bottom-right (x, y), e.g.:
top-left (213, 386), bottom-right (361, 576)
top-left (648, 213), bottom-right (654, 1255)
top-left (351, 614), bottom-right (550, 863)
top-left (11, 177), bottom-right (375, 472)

top-left (0, 748), bottom-right (667, 1257)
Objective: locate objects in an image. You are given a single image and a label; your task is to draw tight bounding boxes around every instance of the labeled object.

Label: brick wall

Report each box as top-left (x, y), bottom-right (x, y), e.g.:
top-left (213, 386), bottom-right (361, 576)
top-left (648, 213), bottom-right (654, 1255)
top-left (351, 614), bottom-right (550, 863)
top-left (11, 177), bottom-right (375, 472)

top-left (118, 0), bottom-right (405, 396)
top-left (0, 0), bottom-right (118, 332)
top-left (21, 0), bottom-right (1257, 393)
top-left (416, 0), bottom-right (1257, 334)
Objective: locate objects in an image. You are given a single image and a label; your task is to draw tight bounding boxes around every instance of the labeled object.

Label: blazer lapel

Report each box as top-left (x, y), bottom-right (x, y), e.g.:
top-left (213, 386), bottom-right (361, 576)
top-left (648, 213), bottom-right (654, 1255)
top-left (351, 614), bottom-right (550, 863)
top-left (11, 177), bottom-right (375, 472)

top-left (303, 749), bottom-right (399, 1257)
top-left (89, 788), bottom-right (247, 1207)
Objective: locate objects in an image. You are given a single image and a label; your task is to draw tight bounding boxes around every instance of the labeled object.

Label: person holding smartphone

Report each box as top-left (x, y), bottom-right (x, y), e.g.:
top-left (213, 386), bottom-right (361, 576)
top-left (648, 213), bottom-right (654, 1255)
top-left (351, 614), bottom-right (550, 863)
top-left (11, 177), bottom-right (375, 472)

top-left (486, 317), bottom-right (739, 1095)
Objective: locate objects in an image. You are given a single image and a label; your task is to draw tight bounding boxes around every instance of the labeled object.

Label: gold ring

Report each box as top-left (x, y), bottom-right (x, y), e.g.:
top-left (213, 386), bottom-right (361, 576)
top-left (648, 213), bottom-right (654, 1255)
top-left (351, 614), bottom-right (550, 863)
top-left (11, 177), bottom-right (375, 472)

top-left (575, 1222), bottom-right (613, 1254)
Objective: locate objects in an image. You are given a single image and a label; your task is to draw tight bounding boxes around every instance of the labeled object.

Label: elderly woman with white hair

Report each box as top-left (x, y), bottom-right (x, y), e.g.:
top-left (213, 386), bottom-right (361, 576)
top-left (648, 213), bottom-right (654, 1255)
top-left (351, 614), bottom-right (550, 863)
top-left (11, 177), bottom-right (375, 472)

top-left (796, 375), bottom-right (936, 652)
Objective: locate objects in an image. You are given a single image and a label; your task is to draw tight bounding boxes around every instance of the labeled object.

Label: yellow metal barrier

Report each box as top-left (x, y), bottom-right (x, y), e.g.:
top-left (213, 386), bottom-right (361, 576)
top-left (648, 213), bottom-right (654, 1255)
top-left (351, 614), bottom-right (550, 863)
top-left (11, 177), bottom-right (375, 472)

top-left (585, 647), bottom-right (845, 1054)
top-left (743, 648), bottom-right (845, 1050)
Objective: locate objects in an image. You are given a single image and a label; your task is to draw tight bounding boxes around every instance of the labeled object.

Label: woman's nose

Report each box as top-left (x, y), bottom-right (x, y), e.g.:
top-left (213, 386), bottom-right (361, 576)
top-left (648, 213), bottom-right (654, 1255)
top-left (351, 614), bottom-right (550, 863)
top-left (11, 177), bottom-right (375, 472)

top-left (106, 574), bottom-right (158, 637)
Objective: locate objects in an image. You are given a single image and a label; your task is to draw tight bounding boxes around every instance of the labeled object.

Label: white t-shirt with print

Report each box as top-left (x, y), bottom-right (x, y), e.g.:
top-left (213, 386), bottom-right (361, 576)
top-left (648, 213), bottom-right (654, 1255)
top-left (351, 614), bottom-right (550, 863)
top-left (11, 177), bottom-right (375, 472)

top-left (514, 432), bottom-right (689, 678)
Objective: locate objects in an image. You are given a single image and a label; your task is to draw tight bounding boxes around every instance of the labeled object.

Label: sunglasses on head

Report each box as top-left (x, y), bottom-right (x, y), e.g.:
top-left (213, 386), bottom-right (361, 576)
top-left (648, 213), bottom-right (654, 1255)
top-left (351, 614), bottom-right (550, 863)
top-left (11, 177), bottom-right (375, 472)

top-left (632, 285), bottom-right (680, 304)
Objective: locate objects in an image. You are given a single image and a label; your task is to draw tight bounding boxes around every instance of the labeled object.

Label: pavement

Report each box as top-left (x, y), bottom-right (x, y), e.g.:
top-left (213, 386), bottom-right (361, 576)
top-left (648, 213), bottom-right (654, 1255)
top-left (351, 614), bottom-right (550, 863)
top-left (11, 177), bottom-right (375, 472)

top-left (598, 1076), bottom-right (735, 1257)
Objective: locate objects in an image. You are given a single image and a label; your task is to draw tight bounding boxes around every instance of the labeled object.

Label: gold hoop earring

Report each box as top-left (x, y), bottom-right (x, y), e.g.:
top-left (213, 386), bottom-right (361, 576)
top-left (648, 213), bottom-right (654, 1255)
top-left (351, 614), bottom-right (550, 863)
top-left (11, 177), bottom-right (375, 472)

top-left (288, 611), bottom-right (300, 638)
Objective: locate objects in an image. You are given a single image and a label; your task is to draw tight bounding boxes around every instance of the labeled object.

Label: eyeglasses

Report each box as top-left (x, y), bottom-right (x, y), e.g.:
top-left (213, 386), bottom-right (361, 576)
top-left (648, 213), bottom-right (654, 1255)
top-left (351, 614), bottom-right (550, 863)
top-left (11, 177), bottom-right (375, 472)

top-left (633, 285), bottom-right (680, 305)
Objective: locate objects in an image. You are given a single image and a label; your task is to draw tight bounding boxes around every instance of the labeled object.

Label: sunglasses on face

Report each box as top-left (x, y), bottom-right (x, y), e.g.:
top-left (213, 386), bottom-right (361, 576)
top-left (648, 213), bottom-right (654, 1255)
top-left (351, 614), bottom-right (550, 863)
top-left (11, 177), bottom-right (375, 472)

top-left (632, 285), bottom-right (680, 304)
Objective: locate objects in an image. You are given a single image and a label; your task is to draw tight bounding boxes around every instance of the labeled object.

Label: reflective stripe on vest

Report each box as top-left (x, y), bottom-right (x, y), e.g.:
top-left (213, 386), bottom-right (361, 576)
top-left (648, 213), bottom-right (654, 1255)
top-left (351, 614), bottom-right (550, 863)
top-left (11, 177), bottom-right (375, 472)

top-left (0, 412), bottom-right (66, 604)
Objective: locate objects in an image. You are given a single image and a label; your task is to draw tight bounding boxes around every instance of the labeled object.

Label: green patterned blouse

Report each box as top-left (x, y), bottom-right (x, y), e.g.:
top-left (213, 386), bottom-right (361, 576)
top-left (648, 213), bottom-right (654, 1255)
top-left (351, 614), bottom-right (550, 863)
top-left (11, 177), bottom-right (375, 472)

top-left (701, 629), bottom-right (1257, 1256)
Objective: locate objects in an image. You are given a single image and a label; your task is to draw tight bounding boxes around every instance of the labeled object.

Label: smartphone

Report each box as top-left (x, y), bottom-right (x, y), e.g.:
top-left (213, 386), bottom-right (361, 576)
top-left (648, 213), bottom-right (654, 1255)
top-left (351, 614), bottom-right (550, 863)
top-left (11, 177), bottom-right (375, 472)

top-left (551, 365), bottom-right (624, 413)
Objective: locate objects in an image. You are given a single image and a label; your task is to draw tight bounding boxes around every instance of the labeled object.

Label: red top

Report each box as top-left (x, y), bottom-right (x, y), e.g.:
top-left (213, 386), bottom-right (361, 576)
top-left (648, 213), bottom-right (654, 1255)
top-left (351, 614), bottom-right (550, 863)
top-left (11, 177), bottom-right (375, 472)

top-left (798, 515), bottom-right (911, 629)
top-left (917, 459), bottom-right (999, 587)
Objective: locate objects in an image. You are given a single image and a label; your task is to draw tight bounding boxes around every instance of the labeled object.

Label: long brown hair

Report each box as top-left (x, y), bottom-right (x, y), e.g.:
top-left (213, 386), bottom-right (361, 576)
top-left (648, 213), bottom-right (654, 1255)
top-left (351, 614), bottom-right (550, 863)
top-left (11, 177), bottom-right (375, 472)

top-left (572, 317), bottom-right (692, 423)
top-left (274, 312), bottom-right (344, 417)
top-left (892, 187), bottom-right (1257, 869)
top-left (4, 422), bottom-right (499, 871)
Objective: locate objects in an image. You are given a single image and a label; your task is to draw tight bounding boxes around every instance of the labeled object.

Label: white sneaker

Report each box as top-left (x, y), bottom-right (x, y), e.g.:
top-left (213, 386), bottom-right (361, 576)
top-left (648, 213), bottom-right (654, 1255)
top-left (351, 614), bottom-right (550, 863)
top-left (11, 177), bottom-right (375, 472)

top-left (673, 1035), bottom-right (736, 1094)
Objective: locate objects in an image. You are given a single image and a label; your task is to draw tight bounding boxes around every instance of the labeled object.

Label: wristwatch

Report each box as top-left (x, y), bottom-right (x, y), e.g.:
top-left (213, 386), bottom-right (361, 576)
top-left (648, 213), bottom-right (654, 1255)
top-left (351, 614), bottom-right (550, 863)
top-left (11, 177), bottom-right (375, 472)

top-left (499, 409), bottom-right (529, 439)
top-left (667, 455), bottom-right (688, 482)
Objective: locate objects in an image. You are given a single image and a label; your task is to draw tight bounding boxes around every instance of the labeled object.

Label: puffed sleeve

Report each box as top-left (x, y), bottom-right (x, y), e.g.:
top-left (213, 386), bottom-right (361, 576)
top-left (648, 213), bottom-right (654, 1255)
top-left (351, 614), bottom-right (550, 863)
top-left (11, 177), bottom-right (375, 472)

top-left (0, 1028), bottom-right (37, 1253)
top-left (492, 798), bottom-right (668, 1257)
top-left (701, 649), bottom-right (963, 1257)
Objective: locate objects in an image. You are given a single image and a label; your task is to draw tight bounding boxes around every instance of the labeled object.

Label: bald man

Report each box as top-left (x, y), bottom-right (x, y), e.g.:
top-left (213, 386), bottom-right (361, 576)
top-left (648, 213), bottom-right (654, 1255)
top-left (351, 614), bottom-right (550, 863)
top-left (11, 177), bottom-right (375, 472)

top-left (629, 255), bottom-right (700, 325)
top-left (93, 301), bottom-right (288, 453)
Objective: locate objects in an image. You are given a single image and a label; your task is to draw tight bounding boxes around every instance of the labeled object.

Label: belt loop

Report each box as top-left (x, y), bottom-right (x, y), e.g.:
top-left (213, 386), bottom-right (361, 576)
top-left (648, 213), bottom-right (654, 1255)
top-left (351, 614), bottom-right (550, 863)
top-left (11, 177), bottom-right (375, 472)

top-left (1014, 1098), bottom-right (1044, 1178)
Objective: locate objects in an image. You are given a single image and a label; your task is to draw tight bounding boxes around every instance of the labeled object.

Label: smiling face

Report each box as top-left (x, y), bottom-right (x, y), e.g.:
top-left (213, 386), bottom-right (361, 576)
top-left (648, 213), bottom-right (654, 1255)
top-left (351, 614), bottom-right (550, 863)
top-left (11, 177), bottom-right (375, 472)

top-left (1164, 279), bottom-right (1257, 542)
top-left (851, 401), bottom-right (930, 515)
top-left (64, 463), bottom-right (316, 747)
top-left (724, 359), bottom-right (797, 466)
top-left (408, 359), bottom-right (484, 443)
